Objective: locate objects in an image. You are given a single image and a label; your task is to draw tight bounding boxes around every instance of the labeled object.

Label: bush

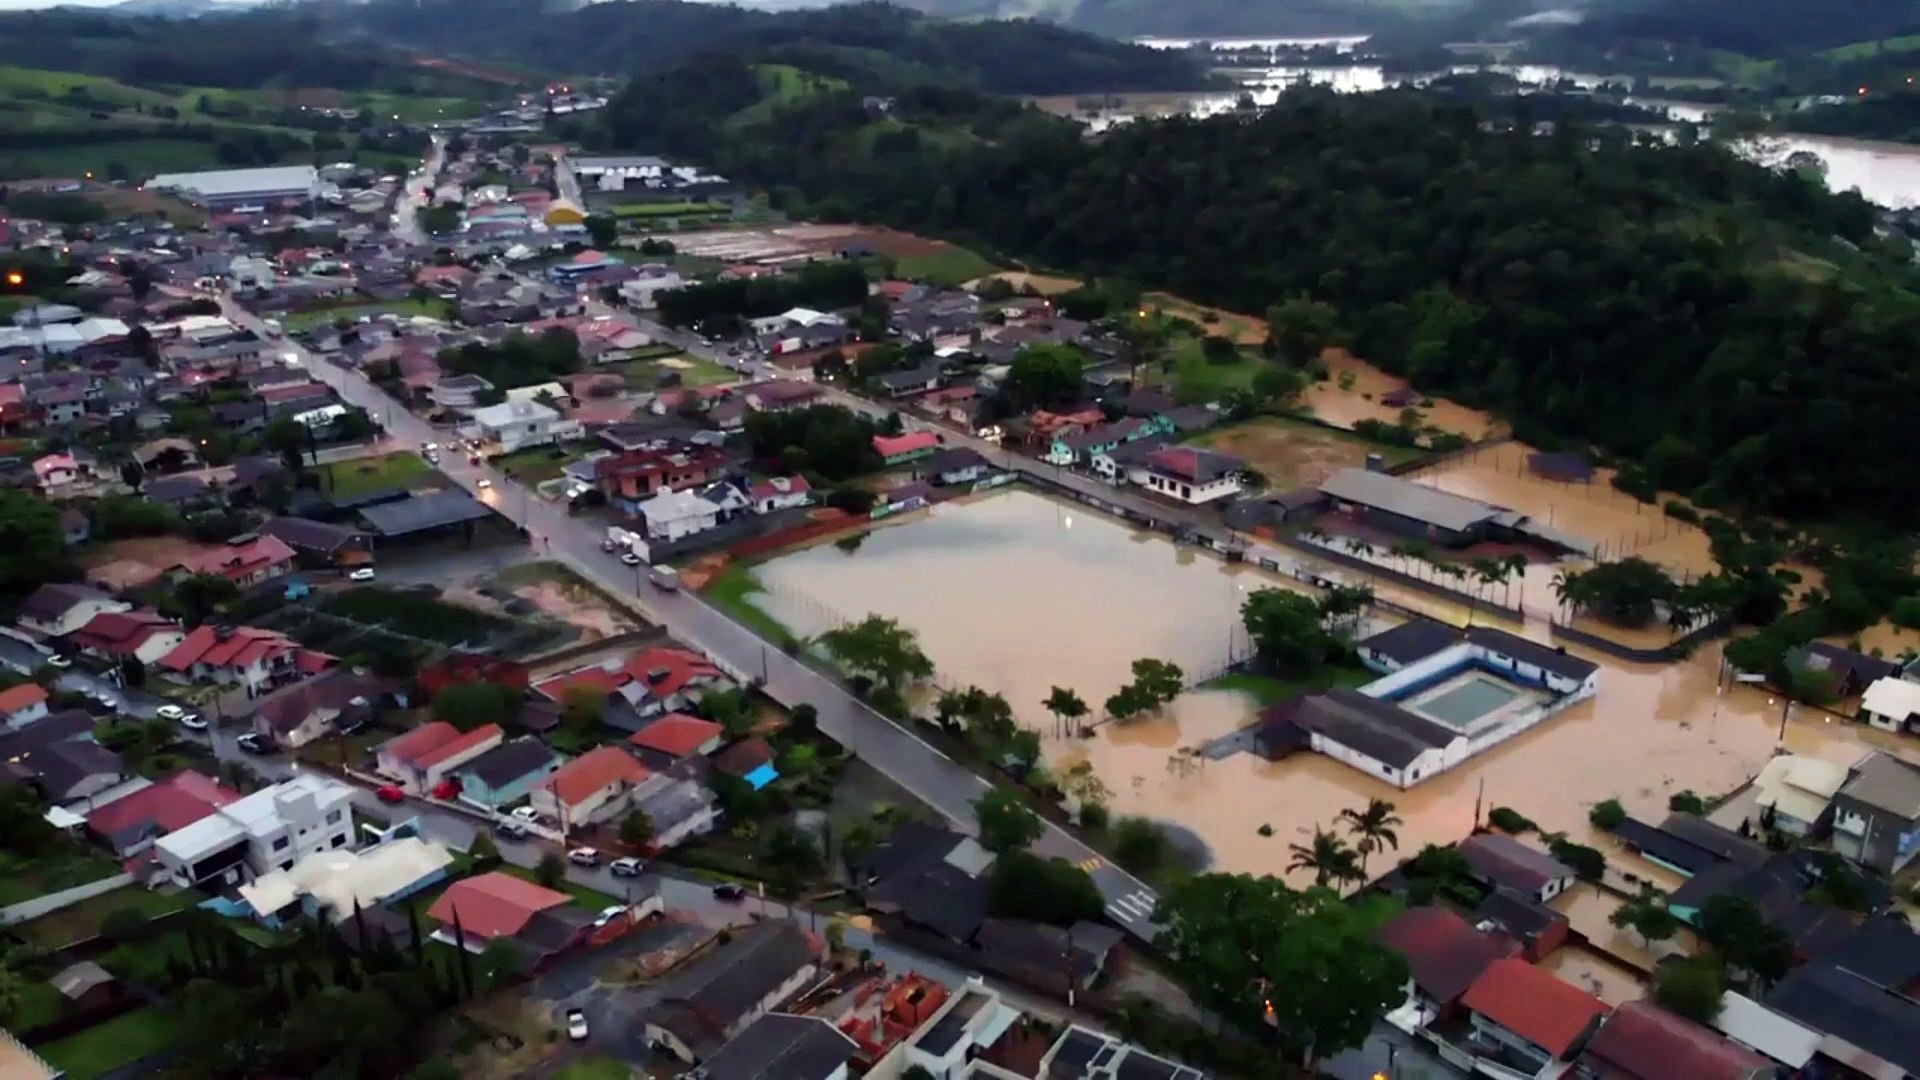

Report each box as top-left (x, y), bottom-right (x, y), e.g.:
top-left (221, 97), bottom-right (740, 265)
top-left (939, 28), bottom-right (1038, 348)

top-left (1487, 807), bottom-right (1535, 834)
top-left (1668, 791), bottom-right (1707, 815)
top-left (100, 907), bottom-right (154, 943)
top-left (1892, 595), bottom-right (1920, 630)
top-left (1110, 816), bottom-right (1173, 875)
top-left (1589, 799), bottom-right (1627, 830)
top-left (1548, 837), bottom-right (1606, 881)
top-left (987, 849), bottom-right (1104, 926)
top-left (1663, 500), bottom-right (1701, 525)
top-left (1078, 801), bottom-right (1110, 831)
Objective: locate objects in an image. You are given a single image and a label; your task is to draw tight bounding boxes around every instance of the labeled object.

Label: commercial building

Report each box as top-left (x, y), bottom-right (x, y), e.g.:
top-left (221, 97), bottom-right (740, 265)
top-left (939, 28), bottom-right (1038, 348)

top-left (237, 835), bottom-right (454, 924)
top-left (461, 398), bottom-right (577, 453)
top-left (154, 773), bottom-right (356, 889)
top-left (147, 165), bottom-right (321, 207)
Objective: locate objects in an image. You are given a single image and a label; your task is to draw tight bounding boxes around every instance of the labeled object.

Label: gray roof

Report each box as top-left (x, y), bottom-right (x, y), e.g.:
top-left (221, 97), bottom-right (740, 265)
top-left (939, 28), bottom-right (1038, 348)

top-left (647, 921), bottom-right (814, 1042)
top-left (633, 777), bottom-right (718, 835)
top-left (572, 155), bottom-right (668, 171)
top-left (1360, 620), bottom-right (1464, 666)
top-left (1319, 468), bottom-right (1507, 533)
top-left (1767, 962), bottom-right (1920, 1075)
top-left (1837, 752), bottom-right (1920, 819)
top-left (51, 961), bottom-right (113, 1000)
top-left (694, 1013), bottom-right (856, 1080)
top-left (876, 363), bottom-right (942, 391)
top-left (142, 475), bottom-right (210, 505)
top-left (1459, 833), bottom-right (1575, 892)
top-left (20, 582), bottom-right (113, 621)
top-left (1464, 626), bottom-right (1599, 682)
top-left (357, 490), bottom-right (494, 536)
top-left (458, 738), bottom-right (555, 789)
top-left (924, 446), bottom-right (989, 476)
top-left (148, 164), bottom-right (317, 199)
top-left (259, 515), bottom-right (366, 555)
top-left (1259, 688), bottom-right (1460, 769)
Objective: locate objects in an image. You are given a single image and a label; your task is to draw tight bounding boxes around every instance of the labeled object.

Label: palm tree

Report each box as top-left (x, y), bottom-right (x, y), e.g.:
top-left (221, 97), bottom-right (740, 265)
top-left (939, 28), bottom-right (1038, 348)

top-left (1043, 686), bottom-right (1088, 738)
top-left (1503, 553), bottom-right (1528, 607)
top-left (1287, 827), bottom-right (1362, 887)
top-left (1551, 568), bottom-right (1585, 617)
top-left (1337, 798), bottom-right (1403, 873)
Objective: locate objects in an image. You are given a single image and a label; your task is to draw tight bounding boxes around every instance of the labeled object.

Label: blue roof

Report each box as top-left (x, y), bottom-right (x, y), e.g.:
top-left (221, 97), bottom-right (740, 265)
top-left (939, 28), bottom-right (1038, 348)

top-left (742, 763), bottom-right (779, 791)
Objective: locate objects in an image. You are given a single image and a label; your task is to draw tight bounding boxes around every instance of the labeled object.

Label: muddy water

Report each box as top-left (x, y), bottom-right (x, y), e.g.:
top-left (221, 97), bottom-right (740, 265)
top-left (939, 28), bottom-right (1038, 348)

top-left (1301, 350), bottom-right (1498, 440)
top-left (748, 490), bottom-right (1902, 885)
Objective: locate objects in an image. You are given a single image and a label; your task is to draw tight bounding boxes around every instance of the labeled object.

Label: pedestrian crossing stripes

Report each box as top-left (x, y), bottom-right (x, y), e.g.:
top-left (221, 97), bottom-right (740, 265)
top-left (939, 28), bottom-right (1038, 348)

top-left (1103, 889), bottom-right (1158, 925)
top-left (1078, 856), bottom-right (1104, 871)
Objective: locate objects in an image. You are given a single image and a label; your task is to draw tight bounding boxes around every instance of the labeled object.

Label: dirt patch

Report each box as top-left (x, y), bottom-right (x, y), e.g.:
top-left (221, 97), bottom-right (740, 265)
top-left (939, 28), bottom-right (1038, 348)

top-left (83, 534), bottom-right (215, 572)
top-left (1144, 292), bottom-right (1267, 344)
top-left (411, 54), bottom-right (529, 86)
top-left (970, 270), bottom-right (1083, 295)
top-left (1192, 416), bottom-right (1387, 489)
top-left (600, 920), bottom-right (716, 985)
top-left (1301, 349), bottom-right (1498, 440)
top-left (441, 995), bottom-right (558, 1080)
top-left (512, 582), bottom-right (634, 640)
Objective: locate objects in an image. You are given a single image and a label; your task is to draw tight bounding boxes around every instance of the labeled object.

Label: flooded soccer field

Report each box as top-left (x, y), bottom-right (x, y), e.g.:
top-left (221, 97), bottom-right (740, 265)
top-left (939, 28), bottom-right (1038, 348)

top-left (741, 488), bottom-right (1901, 882)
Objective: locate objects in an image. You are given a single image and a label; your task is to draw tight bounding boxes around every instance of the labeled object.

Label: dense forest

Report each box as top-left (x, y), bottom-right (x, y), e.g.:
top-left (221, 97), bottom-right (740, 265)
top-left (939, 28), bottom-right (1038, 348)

top-left (295, 0), bottom-right (1211, 94)
top-left (605, 74), bottom-right (1920, 524)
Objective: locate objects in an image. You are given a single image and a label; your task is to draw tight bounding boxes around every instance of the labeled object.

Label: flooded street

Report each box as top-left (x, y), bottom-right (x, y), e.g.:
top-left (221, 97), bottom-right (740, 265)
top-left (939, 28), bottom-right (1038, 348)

top-left (743, 490), bottom-right (1902, 883)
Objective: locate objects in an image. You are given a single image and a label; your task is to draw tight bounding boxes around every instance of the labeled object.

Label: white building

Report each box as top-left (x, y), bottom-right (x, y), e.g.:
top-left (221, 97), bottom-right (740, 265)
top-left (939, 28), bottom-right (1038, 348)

top-left (236, 835), bottom-right (453, 923)
top-left (1750, 754), bottom-right (1849, 836)
top-left (1859, 675), bottom-right (1920, 735)
top-left (570, 154), bottom-right (668, 191)
top-left (892, 979), bottom-right (1020, 1080)
top-left (154, 773), bottom-right (356, 889)
top-left (229, 255), bottom-right (276, 291)
top-left (462, 399), bottom-right (569, 453)
top-left (640, 488), bottom-right (720, 542)
top-left (1126, 446), bottom-right (1243, 505)
top-left (619, 264), bottom-right (685, 310)
top-left (147, 164), bottom-right (320, 207)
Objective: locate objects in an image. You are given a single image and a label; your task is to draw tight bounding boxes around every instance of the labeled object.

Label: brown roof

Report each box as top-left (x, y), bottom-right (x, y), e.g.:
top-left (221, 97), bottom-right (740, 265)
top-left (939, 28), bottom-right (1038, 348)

top-left (1460, 833), bottom-right (1575, 893)
top-left (1462, 957), bottom-right (1610, 1058)
top-left (254, 670), bottom-right (386, 734)
top-left (1375, 906), bottom-right (1521, 1005)
top-left (1578, 1001), bottom-right (1772, 1080)
top-left (427, 872), bottom-right (570, 940)
top-left (713, 736), bottom-right (774, 777)
top-left (537, 745), bottom-right (649, 809)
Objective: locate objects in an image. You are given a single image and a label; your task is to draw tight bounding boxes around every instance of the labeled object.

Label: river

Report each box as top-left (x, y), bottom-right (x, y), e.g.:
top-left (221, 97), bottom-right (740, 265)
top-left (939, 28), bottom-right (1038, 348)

top-left (1070, 51), bottom-right (1920, 207)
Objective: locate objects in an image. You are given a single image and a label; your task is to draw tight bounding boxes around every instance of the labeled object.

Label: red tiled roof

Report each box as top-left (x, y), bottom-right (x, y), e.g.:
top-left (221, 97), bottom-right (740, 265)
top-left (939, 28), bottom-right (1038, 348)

top-left (621, 647), bottom-right (721, 702)
top-left (533, 666), bottom-right (624, 702)
top-left (628, 714), bottom-right (722, 758)
top-left (1579, 1001), bottom-right (1772, 1080)
top-left (873, 431), bottom-right (939, 458)
top-left (746, 475), bottom-right (811, 500)
top-left (414, 723), bottom-right (502, 770)
top-left (427, 872), bottom-right (571, 940)
top-left (159, 624), bottom-right (298, 672)
top-left (0, 684), bottom-right (48, 714)
top-left (714, 736), bottom-right (775, 777)
top-left (70, 609), bottom-right (180, 657)
top-left (1462, 957), bottom-right (1611, 1057)
top-left (537, 745), bottom-right (649, 810)
top-left (1375, 906), bottom-right (1521, 1005)
top-left (165, 770), bottom-right (239, 808)
top-left (85, 771), bottom-right (235, 838)
top-left (379, 721), bottom-right (461, 767)
top-left (178, 534), bottom-right (296, 583)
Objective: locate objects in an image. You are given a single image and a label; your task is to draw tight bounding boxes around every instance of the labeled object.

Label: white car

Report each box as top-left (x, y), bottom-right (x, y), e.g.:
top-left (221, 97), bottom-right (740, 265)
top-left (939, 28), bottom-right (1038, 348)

top-left (620, 552), bottom-right (642, 566)
top-left (348, 567), bottom-right (376, 582)
top-left (177, 712), bottom-right (208, 732)
top-left (476, 478), bottom-right (492, 490)
top-left (609, 857), bottom-right (643, 877)
top-left (592, 905), bottom-right (626, 927)
top-left (510, 805), bottom-right (539, 822)
top-left (566, 1009), bottom-right (588, 1042)
top-left (156, 704), bottom-right (186, 721)
top-left (421, 442), bottom-right (438, 452)
top-left (567, 847), bottom-right (600, 867)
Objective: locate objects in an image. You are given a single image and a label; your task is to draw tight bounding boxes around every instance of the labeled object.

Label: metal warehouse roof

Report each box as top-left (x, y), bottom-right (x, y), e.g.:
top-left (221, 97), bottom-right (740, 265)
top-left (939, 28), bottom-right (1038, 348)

top-left (357, 489), bottom-right (495, 536)
top-left (148, 165), bottom-right (318, 199)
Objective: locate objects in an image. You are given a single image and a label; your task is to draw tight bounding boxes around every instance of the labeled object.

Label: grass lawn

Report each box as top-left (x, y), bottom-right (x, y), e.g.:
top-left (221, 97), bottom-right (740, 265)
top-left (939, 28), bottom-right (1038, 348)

top-left (0, 849), bottom-right (122, 908)
top-left (15, 885), bottom-right (202, 948)
top-left (554, 1058), bottom-right (637, 1080)
top-left (497, 863), bottom-right (621, 910)
top-left (610, 201), bottom-right (725, 219)
top-left (1162, 335), bottom-right (1267, 404)
top-left (97, 930), bottom-right (195, 986)
top-left (0, 294), bottom-right (37, 318)
top-left (622, 354), bottom-right (737, 390)
top-left (38, 1006), bottom-right (179, 1079)
top-left (317, 451), bottom-right (436, 499)
top-left (0, 138), bottom-right (233, 180)
top-left (493, 443), bottom-right (588, 485)
top-left (894, 245), bottom-right (998, 287)
top-left (1189, 414), bottom-right (1424, 490)
top-left (702, 563), bottom-right (804, 649)
top-left (13, 980), bottom-right (67, 1030)
top-left (285, 297), bottom-right (448, 331)
top-left (1204, 664), bottom-right (1375, 706)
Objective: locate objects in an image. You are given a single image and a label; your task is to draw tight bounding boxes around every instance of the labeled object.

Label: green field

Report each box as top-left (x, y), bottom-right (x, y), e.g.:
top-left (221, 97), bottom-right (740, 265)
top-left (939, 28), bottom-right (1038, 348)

top-left (1821, 35), bottom-right (1920, 60)
top-left (726, 63), bottom-right (850, 128)
top-left (16, 885), bottom-right (203, 948)
top-left (554, 1058), bottom-right (637, 1080)
top-left (1204, 665), bottom-right (1374, 706)
top-left (285, 298), bottom-right (450, 331)
top-left (39, 1006), bottom-right (180, 1079)
top-left (493, 443), bottom-right (589, 485)
top-left (0, 849), bottom-right (121, 907)
top-left (318, 451), bottom-right (437, 500)
top-left (0, 138), bottom-right (229, 180)
top-left (894, 245), bottom-right (998, 287)
top-left (1160, 335), bottom-right (1266, 404)
top-left (611, 201), bottom-right (729, 219)
top-left (622, 353), bottom-right (737, 389)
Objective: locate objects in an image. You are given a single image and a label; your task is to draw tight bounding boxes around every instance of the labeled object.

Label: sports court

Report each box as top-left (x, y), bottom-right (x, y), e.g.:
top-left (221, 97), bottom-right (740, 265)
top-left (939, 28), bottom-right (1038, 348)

top-left (1393, 669), bottom-right (1549, 737)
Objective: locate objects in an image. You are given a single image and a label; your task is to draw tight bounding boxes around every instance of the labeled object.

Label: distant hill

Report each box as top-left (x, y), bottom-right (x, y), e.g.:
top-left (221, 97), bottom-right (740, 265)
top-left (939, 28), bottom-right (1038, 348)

top-left (105, 0), bottom-right (262, 18)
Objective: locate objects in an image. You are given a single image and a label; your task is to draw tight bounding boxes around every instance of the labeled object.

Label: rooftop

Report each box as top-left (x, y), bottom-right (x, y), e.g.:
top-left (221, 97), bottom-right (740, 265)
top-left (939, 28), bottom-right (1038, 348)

top-left (1578, 1000), bottom-right (1772, 1080)
top-left (238, 836), bottom-right (453, 922)
top-left (1462, 956), bottom-right (1610, 1058)
top-left (1320, 467), bottom-right (1508, 533)
top-left (1359, 619), bottom-right (1465, 666)
top-left (357, 490), bottom-right (494, 536)
top-left (1837, 751), bottom-right (1920, 818)
top-left (628, 713), bottom-right (723, 758)
top-left (1374, 905), bottom-right (1520, 1005)
top-left (426, 871), bottom-right (570, 940)
top-left (148, 164), bottom-right (318, 198)
top-left (537, 745), bottom-right (649, 809)
top-left (694, 1013), bottom-right (856, 1080)
top-left (1459, 833), bottom-right (1576, 893)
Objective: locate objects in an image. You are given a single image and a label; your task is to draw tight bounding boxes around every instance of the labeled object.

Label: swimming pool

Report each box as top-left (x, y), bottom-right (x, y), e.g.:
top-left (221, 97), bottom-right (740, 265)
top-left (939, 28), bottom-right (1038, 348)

top-left (1413, 675), bottom-right (1523, 727)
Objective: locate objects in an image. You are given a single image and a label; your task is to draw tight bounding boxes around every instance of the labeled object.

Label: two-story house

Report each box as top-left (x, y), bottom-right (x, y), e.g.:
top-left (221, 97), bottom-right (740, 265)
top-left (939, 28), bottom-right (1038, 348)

top-left (176, 533), bottom-right (297, 589)
top-left (154, 773), bottom-right (356, 887)
top-left (463, 399), bottom-right (573, 453)
top-left (0, 684), bottom-right (51, 731)
top-left (1830, 751), bottom-right (1920, 876)
top-left (18, 583), bottom-right (129, 638)
top-left (158, 624), bottom-right (325, 694)
top-left (69, 609), bottom-right (187, 667)
top-left (1462, 957), bottom-right (1610, 1076)
top-left (526, 745), bottom-right (650, 830)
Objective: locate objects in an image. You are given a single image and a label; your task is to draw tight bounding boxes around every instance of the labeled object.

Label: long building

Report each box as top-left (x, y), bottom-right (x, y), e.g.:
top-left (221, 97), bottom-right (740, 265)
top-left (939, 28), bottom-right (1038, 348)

top-left (146, 165), bottom-right (320, 207)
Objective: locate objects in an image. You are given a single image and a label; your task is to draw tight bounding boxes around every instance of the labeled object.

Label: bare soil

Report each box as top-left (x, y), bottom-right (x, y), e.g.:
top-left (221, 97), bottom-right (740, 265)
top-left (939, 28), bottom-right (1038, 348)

top-left (1192, 416), bottom-right (1386, 489)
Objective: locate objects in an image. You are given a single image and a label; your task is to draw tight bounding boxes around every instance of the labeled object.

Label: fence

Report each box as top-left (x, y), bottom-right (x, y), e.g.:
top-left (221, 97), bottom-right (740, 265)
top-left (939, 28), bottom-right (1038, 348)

top-left (724, 510), bottom-right (864, 561)
top-left (1271, 533), bottom-right (1526, 625)
top-left (0, 873), bottom-right (134, 927)
top-left (1547, 615), bottom-right (1730, 664)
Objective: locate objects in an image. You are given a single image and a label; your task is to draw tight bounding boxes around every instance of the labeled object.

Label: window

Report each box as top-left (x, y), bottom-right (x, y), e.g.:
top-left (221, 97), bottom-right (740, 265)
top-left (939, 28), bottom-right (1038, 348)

top-left (272, 837), bottom-right (289, 851)
top-left (332, 833), bottom-right (349, 848)
top-left (326, 810), bottom-right (343, 824)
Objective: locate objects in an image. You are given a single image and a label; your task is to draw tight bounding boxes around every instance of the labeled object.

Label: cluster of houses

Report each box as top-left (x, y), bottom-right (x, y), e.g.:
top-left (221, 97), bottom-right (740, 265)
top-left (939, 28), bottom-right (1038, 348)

top-left (1372, 823), bottom-right (1920, 1079)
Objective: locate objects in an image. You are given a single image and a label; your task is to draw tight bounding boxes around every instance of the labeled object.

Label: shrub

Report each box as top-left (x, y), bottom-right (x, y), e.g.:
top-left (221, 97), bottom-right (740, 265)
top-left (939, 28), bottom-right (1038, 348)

top-left (1079, 801), bottom-right (1110, 831)
top-left (1487, 807), bottom-right (1535, 834)
top-left (1668, 791), bottom-right (1707, 815)
top-left (1548, 837), bottom-right (1606, 881)
top-left (1589, 799), bottom-right (1627, 830)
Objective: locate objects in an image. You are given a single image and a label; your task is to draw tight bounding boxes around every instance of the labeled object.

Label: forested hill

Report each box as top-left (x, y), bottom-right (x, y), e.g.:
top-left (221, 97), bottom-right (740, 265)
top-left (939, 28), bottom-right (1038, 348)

top-left (605, 79), bottom-right (1920, 523)
top-left (298, 0), bottom-right (1213, 94)
top-left (1578, 0), bottom-right (1920, 57)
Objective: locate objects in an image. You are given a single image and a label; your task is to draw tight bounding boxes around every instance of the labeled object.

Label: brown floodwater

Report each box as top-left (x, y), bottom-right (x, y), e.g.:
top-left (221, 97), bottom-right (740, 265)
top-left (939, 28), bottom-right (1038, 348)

top-left (747, 489), bottom-right (1903, 884)
top-left (1302, 351), bottom-right (1498, 441)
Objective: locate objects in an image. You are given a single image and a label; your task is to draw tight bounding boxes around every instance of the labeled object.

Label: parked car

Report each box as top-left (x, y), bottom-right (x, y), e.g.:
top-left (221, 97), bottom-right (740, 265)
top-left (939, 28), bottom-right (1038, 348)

top-left (566, 1009), bottom-right (588, 1041)
top-left (348, 567), bottom-right (376, 582)
top-left (619, 551), bottom-right (642, 566)
top-left (176, 712), bottom-right (208, 732)
top-left (496, 818), bottom-right (529, 840)
top-left (431, 777), bottom-right (461, 800)
top-left (712, 883), bottom-right (747, 902)
top-left (375, 785), bottom-right (405, 804)
top-left (157, 705), bottom-right (187, 721)
top-left (476, 477), bottom-right (492, 490)
top-left (592, 905), bottom-right (625, 928)
top-left (648, 566), bottom-right (679, 591)
top-left (510, 806), bottom-right (539, 822)
top-left (567, 847), bottom-right (600, 867)
top-left (237, 732), bottom-right (272, 754)
top-left (609, 857), bottom-right (643, 878)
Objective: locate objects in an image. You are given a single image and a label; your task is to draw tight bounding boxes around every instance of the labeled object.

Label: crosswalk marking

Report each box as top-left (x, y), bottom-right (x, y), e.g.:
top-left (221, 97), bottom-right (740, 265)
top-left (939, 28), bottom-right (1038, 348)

top-left (1104, 889), bottom-right (1158, 925)
top-left (1078, 856), bottom-right (1105, 871)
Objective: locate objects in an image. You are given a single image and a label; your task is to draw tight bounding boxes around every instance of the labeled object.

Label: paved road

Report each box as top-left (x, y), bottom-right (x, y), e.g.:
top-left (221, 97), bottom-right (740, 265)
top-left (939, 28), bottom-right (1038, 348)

top-left (212, 295), bottom-right (1168, 944)
top-left (392, 136), bottom-right (445, 245)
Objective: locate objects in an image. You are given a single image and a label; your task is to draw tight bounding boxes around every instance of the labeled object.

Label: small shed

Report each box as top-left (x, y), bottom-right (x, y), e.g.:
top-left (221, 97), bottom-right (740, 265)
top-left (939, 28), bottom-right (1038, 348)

top-left (51, 960), bottom-right (118, 1010)
top-left (1526, 451), bottom-right (1594, 483)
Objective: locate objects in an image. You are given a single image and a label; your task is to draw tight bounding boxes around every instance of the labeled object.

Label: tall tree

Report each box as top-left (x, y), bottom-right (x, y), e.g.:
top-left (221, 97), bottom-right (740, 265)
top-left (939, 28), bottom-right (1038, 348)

top-left (1337, 799), bottom-right (1402, 873)
top-left (974, 788), bottom-right (1043, 853)
top-left (1286, 827), bottom-right (1363, 887)
top-left (1043, 685), bottom-right (1089, 738)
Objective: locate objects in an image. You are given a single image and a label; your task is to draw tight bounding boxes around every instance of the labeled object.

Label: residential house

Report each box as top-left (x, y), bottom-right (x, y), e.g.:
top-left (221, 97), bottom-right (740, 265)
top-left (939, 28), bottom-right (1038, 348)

top-left (594, 445), bottom-right (729, 513)
top-left (1462, 957), bottom-right (1610, 1075)
top-left (143, 475), bottom-right (213, 509)
top-left (251, 669), bottom-right (391, 748)
top-left (85, 770), bottom-right (238, 859)
top-left (258, 517), bottom-right (374, 569)
top-left (694, 1013), bottom-right (857, 1080)
top-left (875, 364), bottom-right (942, 399)
top-left (744, 476), bottom-right (812, 514)
top-left (627, 713), bottom-right (725, 767)
top-left (873, 431), bottom-right (939, 466)
top-left (176, 533), bottom-right (297, 589)
top-left (1764, 918), bottom-right (1920, 1078)
top-left (17, 583), bottom-right (129, 637)
top-left (455, 738), bottom-right (561, 812)
top-left (628, 771), bottom-right (721, 852)
top-left (237, 834), bottom-right (454, 925)
top-left (1374, 906), bottom-right (1522, 1025)
top-left (714, 737), bottom-right (780, 791)
top-left (431, 373), bottom-right (495, 412)
top-left (159, 624), bottom-right (324, 694)
top-left (1746, 754), bottom-right (1848, 837)
top-left (0, 684), bottom-right (50, 730)
top-left (642, 921), bottom-right (821, 1063)
top-left (1471, 887), bottom-right (1573, 962)
top-left (1707, 992), bottom-right (1823, 1074)
top-left (153, 773), bottom-right (356, 887)
top-left (425, 871), bottom-right (587, 962)
top-left (697, 481), bottom-right (752, 523)
top-left (1037, 1025), bottom-right (1203, 1080)
top-left (888, 977), bottom-right (1018, 1080)
top-left (921, 447), bottom-right (990, 487)
top-left (70, 609), bottom-right (187, 667)
top-left (740, 380), bottom-right (819, 414)
top-left (375, 722), bottom-right (504, 794)
top-left (1128, 446), bottom-right (1244, 504)
top-left (619, 264), bottom-right (685, 309)
top-left (1573, 1000), bottom-right (1772, 1080)
top-left (1666, 851), bottom-right (1857, 959)
top-left (463, 399), bottom-right (573, 453)
top-left (1858, 675), bottom-right (1920, 735)
top-left (535, 646), bottom-right (728, 723)
top-left (640, 488), bottom-right (721, 543)
top-left (133, 437), bottom-right (202, 474)
top-left (1787, 641), bottom-right (1899, 698)
top-left (0, 710), bottom-right (126, 805)
top-left (1459, 834), bottom-right (1578, 902)
top-left (1042, 416), bottom-right (1160, 467)
top-left (974, 918), bottom-right (1122, 996)
top-left (1829, 750), bottom-right (1920, 875)
top-left (1357, 620), bottom-right (1467, 674)
top-left (526, 745), bottom-right (651, 829)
